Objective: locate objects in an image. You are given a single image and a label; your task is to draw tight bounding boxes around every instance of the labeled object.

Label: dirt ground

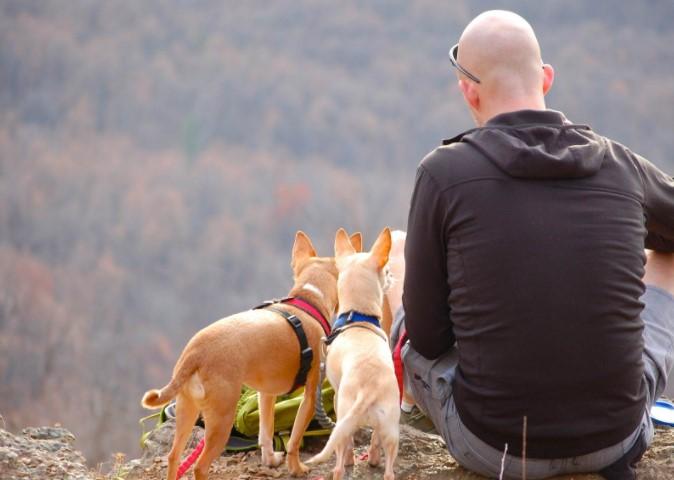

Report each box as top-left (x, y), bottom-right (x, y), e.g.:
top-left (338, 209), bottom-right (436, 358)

top-left (115, 421), bottom-right (674, 480)
top-left (2, 420), bottom-right (671, 479)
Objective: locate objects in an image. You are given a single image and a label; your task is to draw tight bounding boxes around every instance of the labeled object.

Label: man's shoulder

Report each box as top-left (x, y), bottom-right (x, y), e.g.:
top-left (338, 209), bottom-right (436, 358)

top-left (419, 133), bottom-right (502, 186)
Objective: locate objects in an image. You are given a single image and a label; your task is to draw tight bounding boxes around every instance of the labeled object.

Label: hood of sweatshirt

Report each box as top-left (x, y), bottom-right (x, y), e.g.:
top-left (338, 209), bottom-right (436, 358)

top-left (449, 110), bottom-right (606, 179)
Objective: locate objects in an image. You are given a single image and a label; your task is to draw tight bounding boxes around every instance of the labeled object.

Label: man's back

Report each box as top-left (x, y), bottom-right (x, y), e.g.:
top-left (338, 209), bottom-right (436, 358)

top-left (403, 109), bottom-right (674, 457)
top-left (401, 9), bottom-right (674, 479)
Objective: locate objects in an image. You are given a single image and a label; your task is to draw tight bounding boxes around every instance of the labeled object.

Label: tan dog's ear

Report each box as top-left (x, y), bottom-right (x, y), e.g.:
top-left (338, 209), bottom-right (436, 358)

top-left (292, 231), bottom-right (317, 272)
top-left (349, 232), bottom-right (363, 253)
top-left (370, 227), bottom-right (392, 270)
top-left (335, 228), bottom-right (356, 258)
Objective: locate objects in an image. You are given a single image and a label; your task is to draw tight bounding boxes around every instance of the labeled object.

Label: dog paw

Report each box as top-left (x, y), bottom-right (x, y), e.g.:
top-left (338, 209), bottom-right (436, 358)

top-left (332, 465), bottom-right (345, 480)
top-left (287, 459), bottom-right (310, 476)
top-left (262, 451), bottom-right (285, 468)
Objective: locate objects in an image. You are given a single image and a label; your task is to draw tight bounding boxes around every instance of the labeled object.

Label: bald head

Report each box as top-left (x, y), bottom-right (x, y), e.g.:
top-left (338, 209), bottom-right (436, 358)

top-left (459, 11), bottom-right (542, 91)
top-left (453, 10), bottom-right (553, 124)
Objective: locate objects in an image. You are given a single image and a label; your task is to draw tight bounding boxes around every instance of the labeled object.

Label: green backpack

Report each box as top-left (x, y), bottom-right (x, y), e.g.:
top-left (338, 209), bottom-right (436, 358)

top-left (140, 382), bottom-right (335, 452)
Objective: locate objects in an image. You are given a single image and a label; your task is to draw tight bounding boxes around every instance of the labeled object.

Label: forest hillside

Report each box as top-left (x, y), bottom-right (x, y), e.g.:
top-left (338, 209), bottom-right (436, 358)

top-left (1, 0), bottom-right (673, 464)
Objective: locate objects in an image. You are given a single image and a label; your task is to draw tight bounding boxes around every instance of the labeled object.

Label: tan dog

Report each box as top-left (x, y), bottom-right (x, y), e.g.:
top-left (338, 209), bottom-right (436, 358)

top-left (346, 232), bottom-right (395, 336)
top-left (308, 228), bottom-right (400, 480)
top-left (347, 230), bottom-right (401, 337)
top-left (350, 230), bottom-right (415, 411)
top-left (141, 231), bottom-right (338, 480)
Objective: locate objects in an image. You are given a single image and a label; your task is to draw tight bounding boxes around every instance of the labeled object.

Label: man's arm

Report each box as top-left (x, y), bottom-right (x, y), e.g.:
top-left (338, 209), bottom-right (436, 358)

top-left (403, 163), bottom-right (454, 359)
top-left (634, 154), bottom-right (674, 252)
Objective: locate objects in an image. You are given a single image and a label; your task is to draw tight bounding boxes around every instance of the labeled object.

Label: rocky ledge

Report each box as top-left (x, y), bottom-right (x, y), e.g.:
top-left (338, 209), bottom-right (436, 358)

top-left (0, 422), bottom-right (672, 479)
top-left (0, 426), bottom-right (91, 479)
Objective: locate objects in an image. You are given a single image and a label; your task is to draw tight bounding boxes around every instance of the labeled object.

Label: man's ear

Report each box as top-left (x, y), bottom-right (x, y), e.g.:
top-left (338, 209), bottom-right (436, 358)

top-left (370, 227), bottom-right (392, 270)
top-left (349, 232), bottom-right (363, 253)
top-left (335, 228), bottom-right (356, 258)
top-left (542, 64), bottom-right (554, 96)
top-left (291, 231), bottom-right (317, 272)
top-left (459, 79), bottom-right (480, 111)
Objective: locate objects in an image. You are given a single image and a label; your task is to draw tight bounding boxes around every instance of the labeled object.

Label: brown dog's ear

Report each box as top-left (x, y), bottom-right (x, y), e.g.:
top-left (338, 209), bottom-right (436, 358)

top-left (292, 231), bottom-right (317, 271)
top-left (349, 232), bottom-right (363, 253)
top-left (335, 228), bottom-right (356, 258)
top-left (370, 227), bottom-right (392, 270)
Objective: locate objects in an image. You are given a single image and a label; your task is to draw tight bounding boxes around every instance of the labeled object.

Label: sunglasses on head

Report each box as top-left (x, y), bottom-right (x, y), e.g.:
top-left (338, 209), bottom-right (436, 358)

top-left (448, 43), bottom-right (481, 84)
top-left (449, 43), bottom-right (546, 85)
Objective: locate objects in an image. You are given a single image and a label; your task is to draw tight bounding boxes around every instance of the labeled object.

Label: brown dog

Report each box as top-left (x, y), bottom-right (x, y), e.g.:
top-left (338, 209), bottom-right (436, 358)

top-left (141, 231), bottom-right (338, 480)
top-left (308, 228), bottom-right (400, 480)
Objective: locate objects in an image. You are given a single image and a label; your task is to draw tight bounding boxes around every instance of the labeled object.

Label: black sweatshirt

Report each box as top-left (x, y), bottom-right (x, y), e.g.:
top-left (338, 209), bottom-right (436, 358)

top-left (403, 109), bottom-right (674, 458)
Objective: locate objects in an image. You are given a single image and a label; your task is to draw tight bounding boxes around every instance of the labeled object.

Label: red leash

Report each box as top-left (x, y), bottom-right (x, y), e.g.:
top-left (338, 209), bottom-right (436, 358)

top-left (392, 330), bottom-right (408, 404)
top-left (177, 438), bottom-right (205, 478)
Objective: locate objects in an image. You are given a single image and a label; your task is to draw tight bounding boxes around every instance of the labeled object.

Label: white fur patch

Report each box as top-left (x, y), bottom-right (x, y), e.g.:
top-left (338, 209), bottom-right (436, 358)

top-left (302, 282), bottom-right (324, 299)
top-left (188, 373), bottom-right (205, 399)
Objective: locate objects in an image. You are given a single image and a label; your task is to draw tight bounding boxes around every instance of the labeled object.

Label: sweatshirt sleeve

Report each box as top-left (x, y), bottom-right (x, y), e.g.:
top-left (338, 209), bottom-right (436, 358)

top-left (403, 163), bottom-right (455, 359)
top-left (634, 154), bottom-right (674, 252)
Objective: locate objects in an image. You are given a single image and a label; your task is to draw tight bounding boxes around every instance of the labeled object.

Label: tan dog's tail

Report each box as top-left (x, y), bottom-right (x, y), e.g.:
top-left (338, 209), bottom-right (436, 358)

top-left (141, 352), bottom-right (199, 409)
top-left (141, 386), bottom-right (175, 409)
top-left (307, 392), bottom-right (370, 464)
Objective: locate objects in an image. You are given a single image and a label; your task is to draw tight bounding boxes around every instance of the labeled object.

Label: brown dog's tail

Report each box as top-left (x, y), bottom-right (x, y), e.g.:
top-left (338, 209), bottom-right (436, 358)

top-left (141, 387), bottom-right (173, 409)
top-left (141, 352), bottom-right (199, 409)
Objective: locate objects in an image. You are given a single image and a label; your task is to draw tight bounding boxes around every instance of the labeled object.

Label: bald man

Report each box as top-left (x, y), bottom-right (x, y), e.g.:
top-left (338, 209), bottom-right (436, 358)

top-left (397, 10), bottom-right (674, 479)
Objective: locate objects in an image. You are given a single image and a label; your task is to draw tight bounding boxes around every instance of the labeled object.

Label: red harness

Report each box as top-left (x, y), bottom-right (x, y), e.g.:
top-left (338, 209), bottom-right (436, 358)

top-left (255, 296), bottom-right (331, 393)
top-left (284, 297), bottom-right (331, 336)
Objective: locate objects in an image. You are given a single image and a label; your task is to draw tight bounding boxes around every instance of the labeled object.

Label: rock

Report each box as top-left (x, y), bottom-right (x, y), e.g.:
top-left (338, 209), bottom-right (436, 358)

top-left (0, 448), bottom-right (18, 462)
top-left (22, 426), bottom-right (76, 443)
top-left (0, 426), bottom-right (92, 480)
top-left (139, 418), bottom-right (204, 463)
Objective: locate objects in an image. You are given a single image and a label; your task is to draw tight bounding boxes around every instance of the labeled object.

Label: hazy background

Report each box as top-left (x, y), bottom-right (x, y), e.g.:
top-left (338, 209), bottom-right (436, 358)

top-left (1, 0), bottom-right (673, 465)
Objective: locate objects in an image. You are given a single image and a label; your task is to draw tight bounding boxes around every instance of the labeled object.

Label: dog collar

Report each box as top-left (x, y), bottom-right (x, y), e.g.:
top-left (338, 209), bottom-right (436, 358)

top-left (333, 311), bottom-right (380, 330)
top-left (323, 312), bottom-right (386, 347)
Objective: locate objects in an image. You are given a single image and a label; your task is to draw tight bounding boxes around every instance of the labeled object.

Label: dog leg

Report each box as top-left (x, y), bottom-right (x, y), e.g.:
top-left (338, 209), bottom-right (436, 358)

top-left (367, 430), bottom-right (381, 467)
top-left (193, 388), bottom-right (238, 480)
top-left (258, 392), bottom-right (284, 467)
top-left (344, 436), bottom-right (355, 466)
top-left (166, 394), bottom-right (200, 480)
top-left (333, 389), bottom-right (356, 467)
top-left (380, 425), bottom-right (399, 480)
top-left (285, 372), bottom-right (319, 476)
top-left (332, 438), bottom-right (348, 480)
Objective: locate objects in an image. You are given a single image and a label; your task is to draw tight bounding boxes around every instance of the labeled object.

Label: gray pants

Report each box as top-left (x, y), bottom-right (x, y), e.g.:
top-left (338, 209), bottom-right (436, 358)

top-left (398, 285), bottom-right (674, 479)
